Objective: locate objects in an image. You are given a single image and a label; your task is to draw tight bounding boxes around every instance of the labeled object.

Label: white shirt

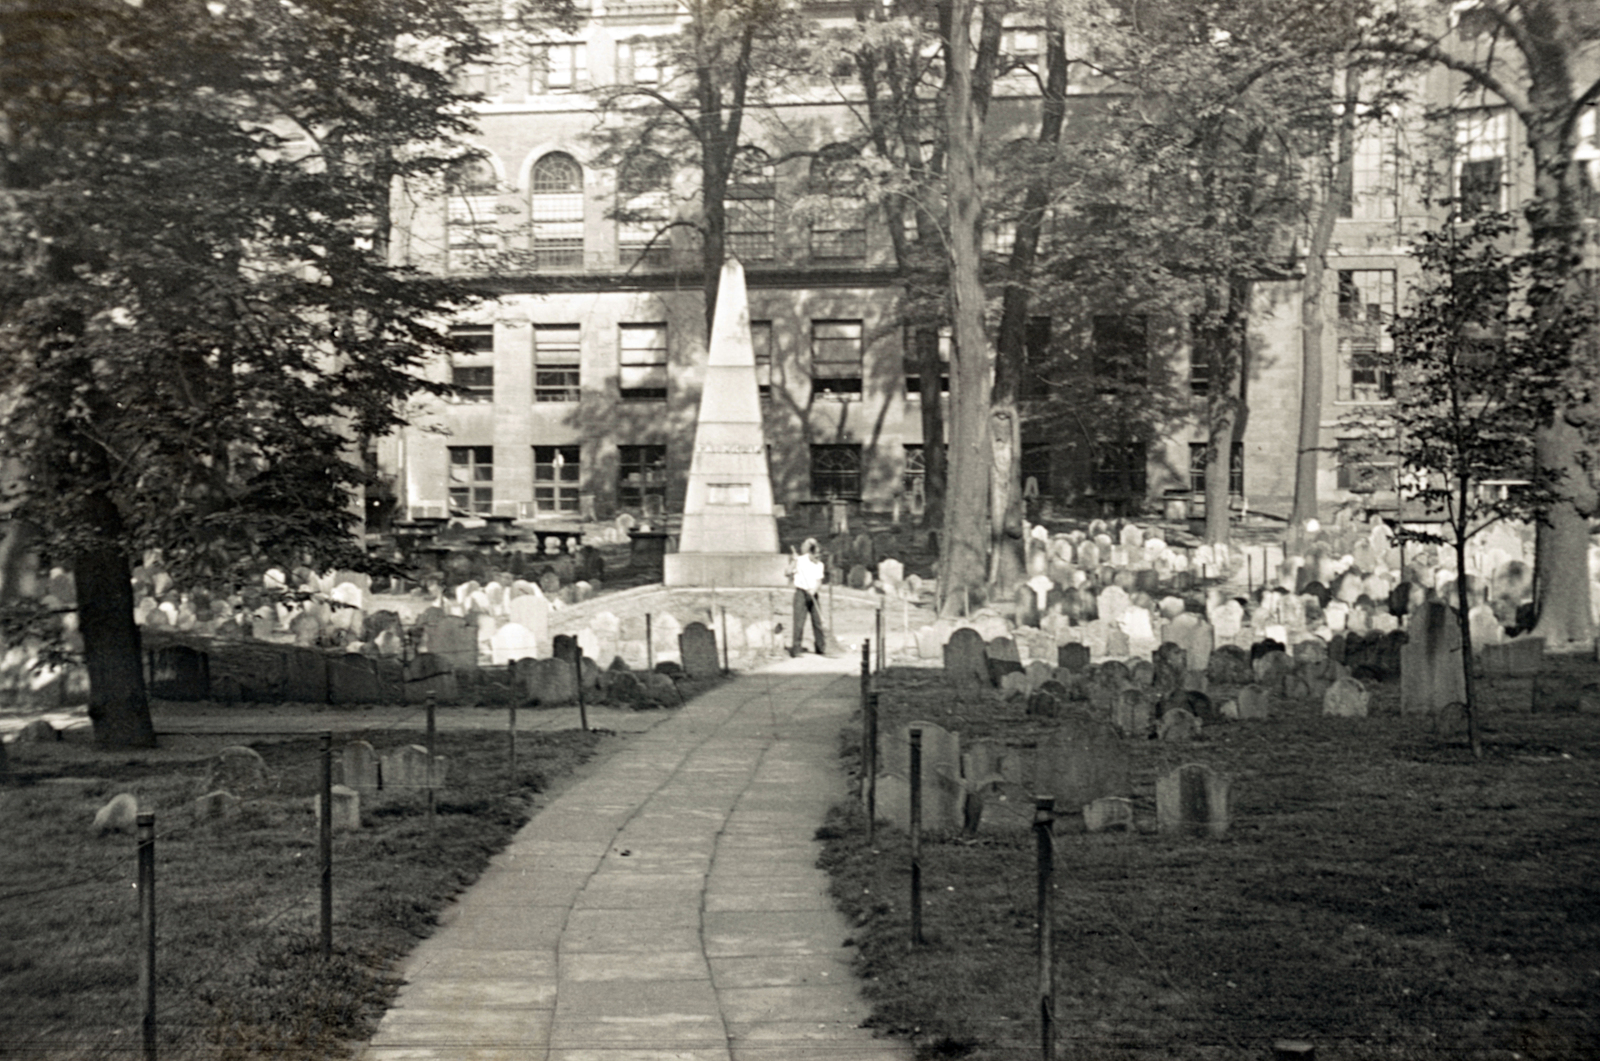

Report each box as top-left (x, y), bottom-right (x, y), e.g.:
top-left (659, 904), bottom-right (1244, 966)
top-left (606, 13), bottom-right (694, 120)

top-left (792, 553), bottom-right (825, 594)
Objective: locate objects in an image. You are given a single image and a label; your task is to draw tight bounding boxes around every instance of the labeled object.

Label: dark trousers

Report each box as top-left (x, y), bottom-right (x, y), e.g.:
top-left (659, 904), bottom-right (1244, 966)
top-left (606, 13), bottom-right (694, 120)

top-left (792, 589), bottom-right (825, 652)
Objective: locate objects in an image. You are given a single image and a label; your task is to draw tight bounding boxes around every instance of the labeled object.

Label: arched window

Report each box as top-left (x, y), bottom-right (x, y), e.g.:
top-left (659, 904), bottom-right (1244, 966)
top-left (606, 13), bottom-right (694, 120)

top-left (446, 156), bottom-right (499, 271)
top-left (530, 153), bottom-right (584, 269)
top-left (728, 148), bottom-right (776, 261)
top-left (809, 144), bottom-right (865, 261)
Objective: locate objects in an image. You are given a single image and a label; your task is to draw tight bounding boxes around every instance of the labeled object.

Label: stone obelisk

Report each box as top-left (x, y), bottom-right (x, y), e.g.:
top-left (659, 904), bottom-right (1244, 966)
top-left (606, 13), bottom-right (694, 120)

top-left (663, 258), bottom-right (788, 587)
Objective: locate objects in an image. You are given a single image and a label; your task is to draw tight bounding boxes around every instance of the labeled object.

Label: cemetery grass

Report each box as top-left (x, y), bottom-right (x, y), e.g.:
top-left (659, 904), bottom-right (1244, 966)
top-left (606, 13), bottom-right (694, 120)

top-left (820, 665), bottom-right (1600, 1061)
top-left (0, 724), bottom-right (608, 1060)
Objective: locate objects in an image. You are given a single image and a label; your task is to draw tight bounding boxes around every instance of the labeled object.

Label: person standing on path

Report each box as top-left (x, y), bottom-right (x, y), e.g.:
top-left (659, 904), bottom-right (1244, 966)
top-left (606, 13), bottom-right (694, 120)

top-left (787, 537), bottom-right (827, 655)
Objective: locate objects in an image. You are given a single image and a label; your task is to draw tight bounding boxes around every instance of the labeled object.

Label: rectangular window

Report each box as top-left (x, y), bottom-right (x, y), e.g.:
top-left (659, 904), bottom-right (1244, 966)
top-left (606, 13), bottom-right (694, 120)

top-left (618, 444), bottom-right (667, 514)
top-left (533, 445), bottom-right (580, 514)
top-left (982, 219), bottom-right (1017, 257)
top-left (810, 444), bottom-right (862, 499)
top-left (902, 443), bottom-right (925, 499)
top-left (619, 323), bottom-right (668, 401)
top-left (448, 446), bottom-right (494, 515)
top-left (1187, 441), bottom-right (1244, 496)
top-left (450, 326), bottom-right (495, 403)
top-left (751, 320), bottom-right (773, 402)
top-left (618, 188), bottom-right (671, 267)
top-left (1456, 110), bottom-right (1508, 216)
top-left (1021, 316), bottom-right (1052, 401)
top-left (811, 319), bottom-right (864, 399)
top-left (532, 43), bottom-right (587, 93)
top-left (1337, 438), bottom-right (1396, 494)
top-left (903, 324), bottom-right (950, 397)
top-left (1092, 314), bottom-right (1149, 386)
top-left (1337, 269), bottom-right (1396, 401)
top-left (533, 325), bottom-right (581, 402)
top-left (1341, 119), bottom-right (1398, 220)
top-left (617, 38), bottom-right (661, 85)
top-left (1001, 27), bottom-right (1042, 70)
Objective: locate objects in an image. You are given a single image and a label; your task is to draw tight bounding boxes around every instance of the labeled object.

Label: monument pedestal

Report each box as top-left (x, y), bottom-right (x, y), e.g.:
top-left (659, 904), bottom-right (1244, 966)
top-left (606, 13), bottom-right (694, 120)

top-left (663, 552), bottom-right (789, 587)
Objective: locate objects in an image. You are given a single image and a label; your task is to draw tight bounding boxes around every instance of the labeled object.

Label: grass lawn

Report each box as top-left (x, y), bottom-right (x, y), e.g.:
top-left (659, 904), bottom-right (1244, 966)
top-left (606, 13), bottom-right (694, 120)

top-left (820, 665), bottom-right (1600, 1061)
top-left (0, 722), bottom-right (609, 1060)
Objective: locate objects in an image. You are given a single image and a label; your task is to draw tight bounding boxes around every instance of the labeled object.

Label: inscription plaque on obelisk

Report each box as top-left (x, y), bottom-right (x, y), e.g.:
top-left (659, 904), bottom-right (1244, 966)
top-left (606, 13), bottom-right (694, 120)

top-left (663, 258), bottom-right (788, 587)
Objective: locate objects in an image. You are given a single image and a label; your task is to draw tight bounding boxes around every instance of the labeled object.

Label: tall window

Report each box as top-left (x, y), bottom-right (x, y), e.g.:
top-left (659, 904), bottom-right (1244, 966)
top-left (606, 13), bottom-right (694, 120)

top-left (903, 325), bottom-right (950, 398)
top-left (1337, 269), bottom-right (1395, 401)
top-left (533, 325), bottom-right (581, 402)
top-left (449, 325), bottom-right (495, 403)
top-left (1456, 110), bottom-right (1508, 217)
top-left (618, 153), bottom-right (672, 268)
top-left (616, 38), bottom-right (661, 85)
top-left (531, 43), bottom-right (587, 93)
top-left (1092, 314), bottom-right (1149, 387)
top-left (531, 153), bottom-right (584, 269)
top-left (619, 323), bottom-right (668, 401)
top-left (811, 319), bottom-right (863, 398)
top-left (1000, 27), bottom-right (1042, 73)
top-left (751, 320), bottom-right (773, 402)
top-left (618, 444), bottom-right (667, 514)
top-left (1188, 441), bottom-right (1245, 496)
top-left (446, 157), bottom-right (499, 272)
top-left (810, 145), bottom-right (867, 260)
top-left (1341, 119), bottom-right (1398, 220)
top-left (728, 150), bottom-right (777, 261)
top-left (533, 446), bottom-right (580, 514)
top-left (448, 446), bottom-right (494, 515)
top-left (811, 444), bottom-right (862, 499)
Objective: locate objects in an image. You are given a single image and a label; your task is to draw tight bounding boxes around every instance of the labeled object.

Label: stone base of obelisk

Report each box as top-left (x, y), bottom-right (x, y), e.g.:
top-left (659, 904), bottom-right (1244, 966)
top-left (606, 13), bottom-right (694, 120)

top-left (663, 553), bottom-right (790, 588)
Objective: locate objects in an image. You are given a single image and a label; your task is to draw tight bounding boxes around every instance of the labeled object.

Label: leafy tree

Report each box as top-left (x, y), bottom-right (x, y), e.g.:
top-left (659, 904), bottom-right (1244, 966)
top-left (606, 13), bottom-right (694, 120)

top-left (588, 0), bottom-right (811, 337)
top-left (1346, 212), bottom-right (1590, 757)
top-left (0, 0), bottom-right (499, 746)
top-left (1370, 0), bottom-right (1600, 646)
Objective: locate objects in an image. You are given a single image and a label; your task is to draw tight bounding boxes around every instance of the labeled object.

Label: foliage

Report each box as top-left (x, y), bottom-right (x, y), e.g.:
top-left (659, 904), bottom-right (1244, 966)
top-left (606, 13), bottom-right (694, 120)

top-left (0, 0), bottom-right (501, 593)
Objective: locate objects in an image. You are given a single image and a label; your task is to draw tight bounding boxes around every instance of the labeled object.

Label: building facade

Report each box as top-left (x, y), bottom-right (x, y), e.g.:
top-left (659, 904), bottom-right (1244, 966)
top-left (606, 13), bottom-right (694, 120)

top-left (372, 1), bottom-right (1599, 529)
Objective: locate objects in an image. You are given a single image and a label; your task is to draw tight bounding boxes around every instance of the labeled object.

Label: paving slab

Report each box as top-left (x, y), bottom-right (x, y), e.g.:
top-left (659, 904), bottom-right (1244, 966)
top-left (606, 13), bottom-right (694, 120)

top-left (357, 653), bottom-right (909, 1061)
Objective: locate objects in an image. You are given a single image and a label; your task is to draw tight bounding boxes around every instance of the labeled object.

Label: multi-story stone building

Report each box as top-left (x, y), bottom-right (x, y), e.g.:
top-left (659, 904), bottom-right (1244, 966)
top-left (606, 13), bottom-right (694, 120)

top-left (371, 2), bottom-right (1598, 530)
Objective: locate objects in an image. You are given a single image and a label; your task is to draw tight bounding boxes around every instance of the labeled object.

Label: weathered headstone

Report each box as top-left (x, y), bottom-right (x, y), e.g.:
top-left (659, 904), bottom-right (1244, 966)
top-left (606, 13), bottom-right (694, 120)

top-left (94, 793), bottom-right (139, 835)
top-left (1400, 601), bottom-right (1466, 716)
top-left (1083, 796), bottom-right (1134, 833)
top-left (206, 746), bottom-right (271, 797)
top-left (1157, 708), bottom-right (1201, 742)
top-left (680, 622), bottom-right (721, 679)
top-left (1156, 763), bottom-right (1230, 838)
top-left (1057, 642), bottom-right (1091, 673)
top-left (1112, 687), bottom-right (1153, 737)
top-left (379, 745), bottom-right (434, 791)
top-left (342, 741), bottom-right (379, 800)
top-left (1235, 683), bottom-right (1272, 720)
top-left (877, 721), bottom-right (965, 833)
top-left (944, 628), bottom-right (992, 691)
top-left (314, 784), bottom-right (361, 831)
top-left (1322, 676), bottom-right (1370, 718)
top-left (1031, 717), bottom-right (1130, 813)
top-left (404, 652), bottom-right (457, 704)
top-left (328, 654), bottom-right (381, 705)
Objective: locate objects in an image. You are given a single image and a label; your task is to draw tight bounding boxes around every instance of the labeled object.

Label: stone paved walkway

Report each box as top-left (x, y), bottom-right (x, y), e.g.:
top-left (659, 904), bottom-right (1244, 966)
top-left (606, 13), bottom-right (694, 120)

top-left (356, 651), bottom-right (910, 1061)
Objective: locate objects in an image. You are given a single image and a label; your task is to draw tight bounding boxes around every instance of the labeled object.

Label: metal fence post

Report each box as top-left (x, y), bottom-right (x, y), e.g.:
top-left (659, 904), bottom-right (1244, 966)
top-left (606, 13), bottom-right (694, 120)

top-left (320, 732), bottom-right (333, 960)
top-left (910, 727), bottom-right (923, 945)
top-left (1035, 796), bottom-right (1056, 1061)
top-left (137, 812), bottom-right (156, 1061)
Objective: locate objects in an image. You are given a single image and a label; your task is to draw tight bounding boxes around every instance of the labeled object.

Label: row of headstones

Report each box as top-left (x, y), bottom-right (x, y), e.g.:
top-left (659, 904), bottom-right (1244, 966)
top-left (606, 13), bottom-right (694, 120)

top-left (870, 716), bottom-right (1230, 838)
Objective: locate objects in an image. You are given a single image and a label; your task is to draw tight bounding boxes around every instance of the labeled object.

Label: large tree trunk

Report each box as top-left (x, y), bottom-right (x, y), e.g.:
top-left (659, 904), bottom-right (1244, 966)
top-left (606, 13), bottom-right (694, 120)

top-left (75, 492), bottom-right (155, 749)
top-left (1292, 65), bottom-right (1358, 533)
top-left (912, 323), bottom-right (948, 528)
top-left (939, 0), bottom-right (991, 617)
top-left (1532, 417), bottom-right (1597, 646)
top-left (1199, 277), bottom-right (1250, 545)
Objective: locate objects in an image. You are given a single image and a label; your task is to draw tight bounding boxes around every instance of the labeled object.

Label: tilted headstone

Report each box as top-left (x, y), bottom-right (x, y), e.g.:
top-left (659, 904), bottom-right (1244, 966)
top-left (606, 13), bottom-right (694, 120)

top-left (679, 622), bottom-right (721, 679)
top-left (206, 746), bottom-right (271, 798)
top-left (1157, 763), bottom-right (1230, 838)
top-left (1157, 708), bottom-right (1201, 742)
top-left (94, 793), bottom-right (139, 835)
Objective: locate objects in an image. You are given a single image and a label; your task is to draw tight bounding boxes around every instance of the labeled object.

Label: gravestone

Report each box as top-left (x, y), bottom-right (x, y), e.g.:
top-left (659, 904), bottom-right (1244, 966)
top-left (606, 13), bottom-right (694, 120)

top-left (507, 590), bottom-right (550, 657)
top-left (1157, 708), bottom-right (1201, 742)
top-left (341, 741), bottom-right (379, 800)
top-left (1156, 763), bottom-right (1230, 838)
top-left (1097, 585), bottom-right (1132, 627)
top-left (1400, 601), bottom-right (1466, 716)
top-left (425, 614), bottom-right (478, 673)
top-left (1057, 642), bottom-right (1092, 673)
top-left (1481, 637), bottom-right (1544, 677)
top-left (522, 656), bottom-right (578, 705)
top-left (1112, 688), bottom-right (1153, 737)
top-left (877, 721), bottom-right (965, 833)
top-left (1026, 680), bottom-right (1069, 719)
top-left (206, 746), bottom-right (271, 797)
top-left (944, 628), bottom-right (992, 691)
top-left (1322, 676), bottom-right (1370, 718)
top-left (1162, 613), bottom-right (1213, 674)
top-left (404, 653), bottom-right (457, 704)
top-left (380, 745), bottom-right (434, 791)
top-left (1236, 683), bottom-right (1272, 720)
top-left (680, 622), bottom-right (721, 679)
top-left (1031, 717), bottom-right (1130, 813)
top-left (490, 622), bottom-right (539, 666)
top-left (1083, 797), bottom-right (1134, 833)
top-left (313, 785), bottom-right (361, 831)
top-left (94, 793), bottom-right (140, 835)
top-left (985, 637), bottom-right (1024, 685)
top-left (289, 611), bottom-right (323, 647)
